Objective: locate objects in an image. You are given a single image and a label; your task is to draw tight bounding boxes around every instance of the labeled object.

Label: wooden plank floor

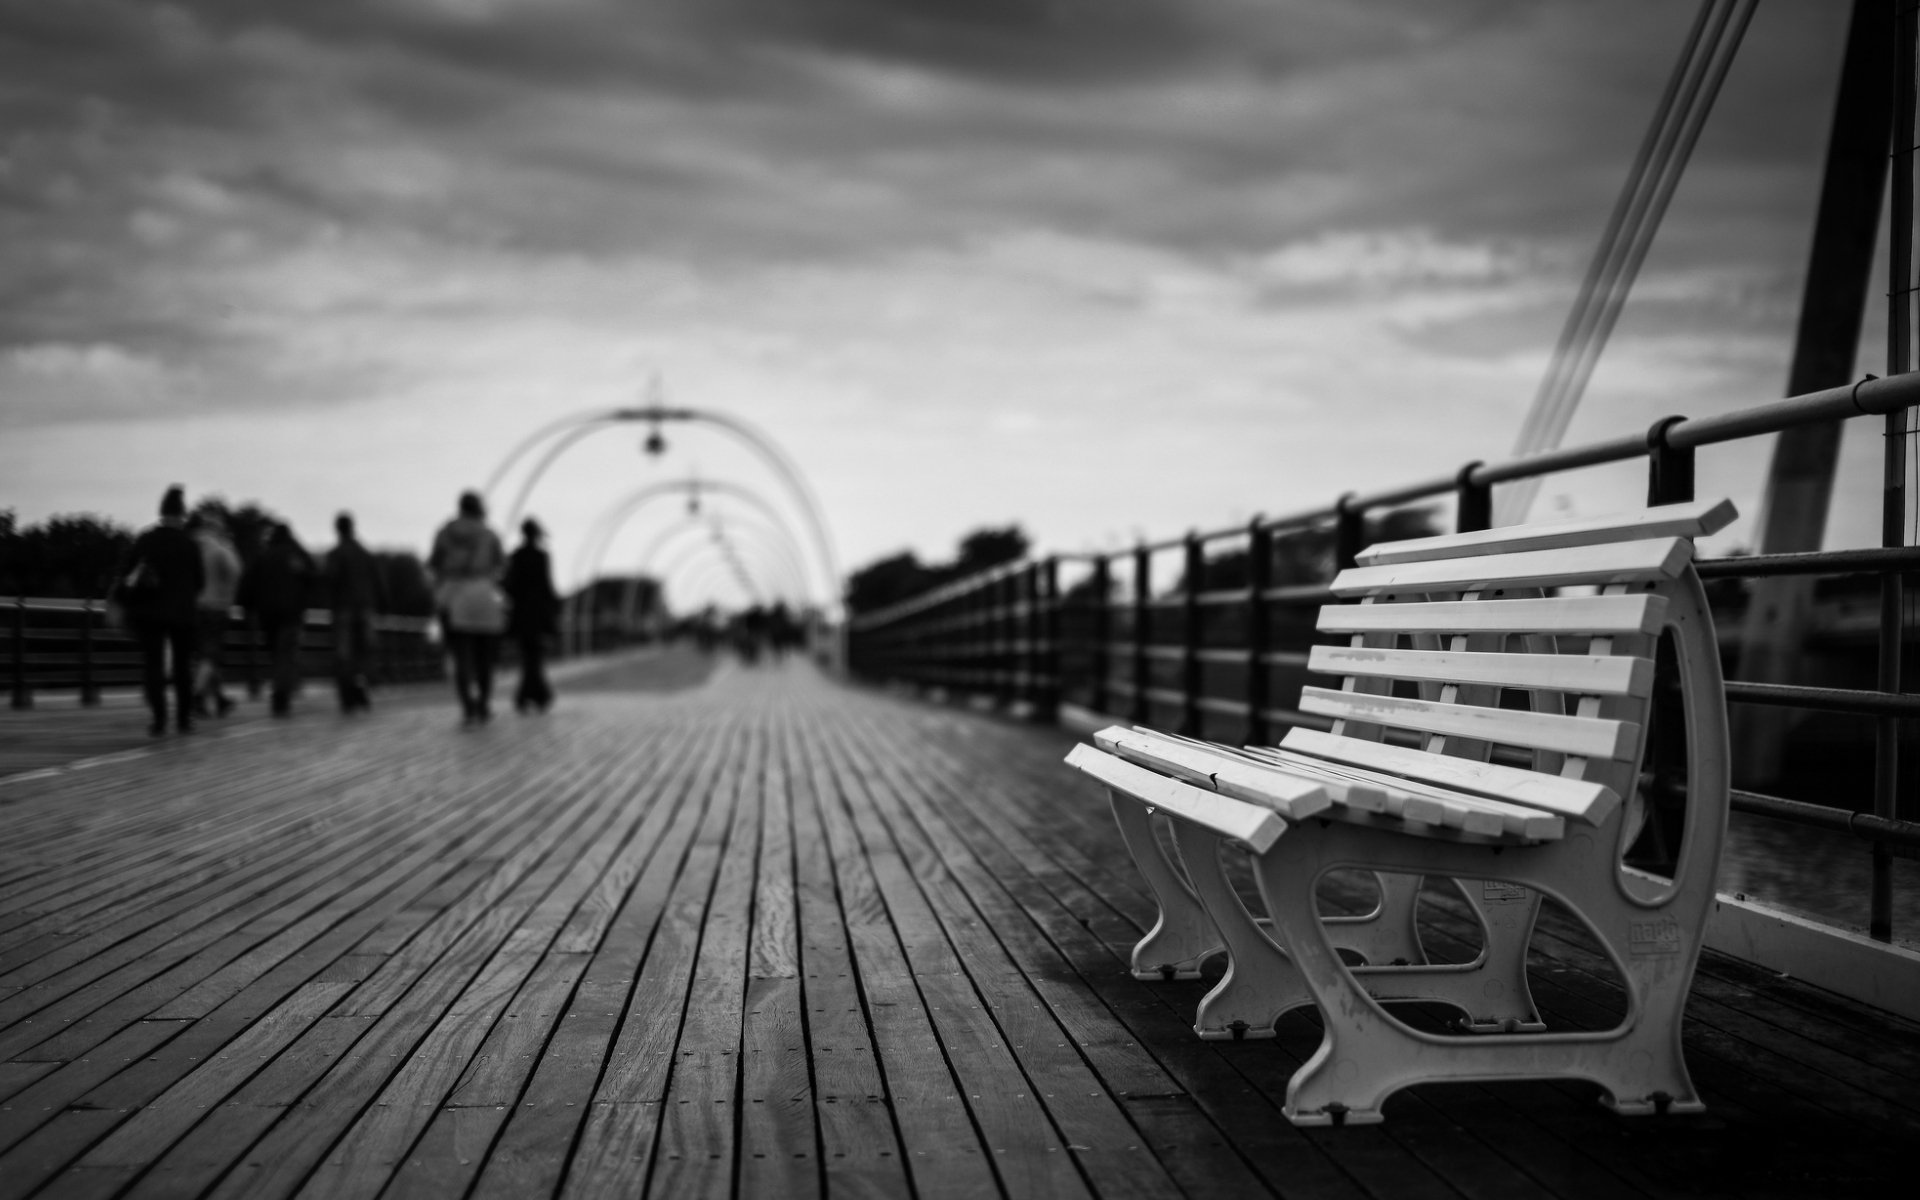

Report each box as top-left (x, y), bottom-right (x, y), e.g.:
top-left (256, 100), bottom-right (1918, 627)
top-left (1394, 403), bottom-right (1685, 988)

top-left (1, 649), bottom-right (1915, 1200)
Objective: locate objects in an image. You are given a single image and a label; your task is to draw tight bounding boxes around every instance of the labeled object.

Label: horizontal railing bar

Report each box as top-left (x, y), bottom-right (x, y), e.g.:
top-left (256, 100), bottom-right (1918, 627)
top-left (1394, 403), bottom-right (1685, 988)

top-left (1722, 681), bottom-right (1920, 717)
top-left (1728, 790), bottom-right (1920, 858)
top-left (1694, 546), bottom-right (1920, 578)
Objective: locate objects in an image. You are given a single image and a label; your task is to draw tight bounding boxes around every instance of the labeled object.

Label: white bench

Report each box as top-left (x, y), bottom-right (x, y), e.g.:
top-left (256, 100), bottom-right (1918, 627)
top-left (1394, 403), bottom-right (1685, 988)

top-left (1067, 499), bottom-right (1736, 1125)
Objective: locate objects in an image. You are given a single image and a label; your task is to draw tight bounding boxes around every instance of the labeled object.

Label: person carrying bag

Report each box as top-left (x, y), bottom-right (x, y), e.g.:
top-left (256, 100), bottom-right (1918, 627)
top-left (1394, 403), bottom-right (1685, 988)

top-left (428, 490), bottom-right (509, 724)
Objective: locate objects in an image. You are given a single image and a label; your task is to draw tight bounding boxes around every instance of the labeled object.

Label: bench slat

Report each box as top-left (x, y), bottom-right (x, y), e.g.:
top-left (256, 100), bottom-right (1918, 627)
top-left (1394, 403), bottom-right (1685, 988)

top-left (1299, 686), bottom-right (1639, 760)
top-left (1354, 499), bottom-right (1737, 566)
top-left (1235, 746), bottom-right (1565, 840)
top-left (1307, 645), bottom-right (1654, 697)
top-left (1317, 594), bottom-right (1668, 637)
top-left (1276, 727), bottom-right (1620, 826)
top-left (1091, 726), bottom-right (1333, 820)
top-left (1331, 538), bottom-right (1691, 597)
top-left (1064, 744), bottom-right (1288, 852)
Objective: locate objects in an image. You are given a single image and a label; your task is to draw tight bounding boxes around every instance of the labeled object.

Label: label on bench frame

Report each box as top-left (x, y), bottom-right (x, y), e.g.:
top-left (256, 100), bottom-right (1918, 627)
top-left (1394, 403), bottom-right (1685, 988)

top-left (1629, 918), bottom-right (1683, 955)
top-left (1480, 881), bottom-right (1528, 903)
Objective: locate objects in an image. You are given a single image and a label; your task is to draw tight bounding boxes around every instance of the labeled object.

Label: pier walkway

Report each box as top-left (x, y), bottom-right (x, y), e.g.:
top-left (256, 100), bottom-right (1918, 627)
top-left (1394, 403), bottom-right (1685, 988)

top-left (1, 650), bottom-right (1914, 1199)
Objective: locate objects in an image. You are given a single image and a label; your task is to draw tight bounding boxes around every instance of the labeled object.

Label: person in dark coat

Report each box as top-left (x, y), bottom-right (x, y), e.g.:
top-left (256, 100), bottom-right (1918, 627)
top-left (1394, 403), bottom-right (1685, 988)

top-left (504, 517), bottom-right (561, 713)
top-left (240, 523), bottom-right (316, 716)
top-left (325, 512), bottom-right (386, 714)
top-left (117, 485), bottom-right (205, 736)
top-left (429, 491), bottom-right (507, 724)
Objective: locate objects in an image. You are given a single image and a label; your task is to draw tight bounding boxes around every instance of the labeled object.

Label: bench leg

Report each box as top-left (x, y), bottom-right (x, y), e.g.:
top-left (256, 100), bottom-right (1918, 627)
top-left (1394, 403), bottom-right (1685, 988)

top-left (1322, 871), bottom-right (1426, 967)
top-left (1108, 791), bottom-right (1221, 979)
top-left (1170, 820), bottom-right (1312, 1039)
top-left (1353, 881), bottom-right (1545, 1034)
top-left (1253, 826), bottom-right (1707, 1126)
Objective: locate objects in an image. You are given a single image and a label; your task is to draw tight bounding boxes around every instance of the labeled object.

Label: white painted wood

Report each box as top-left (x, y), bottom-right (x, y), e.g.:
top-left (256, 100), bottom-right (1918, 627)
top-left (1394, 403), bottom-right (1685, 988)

top-left (1299, 686), bottom-right (1640, 760)
top-left (1705, 892), bottom-right (1920, 1024)
top-left (1234, 745), bottom-right (1564, 840)
top-left (1064, 744), bottom-right (1287, 852)
top-left (1317, 594), bottom-right (1669, 637)
top-left (1355, 499), bottom-right (1737, 566)
top-left (1308, 645), bottom-right (1654, 697)
top-left (1331, 538), bottom-right (1692, 597)
top-left (1233, 746), bottom-right (1392, 813)
top-left (1091, 726), bottom-right (1333, 820)
top-left (1276, 727), bottom-right (1619, 825)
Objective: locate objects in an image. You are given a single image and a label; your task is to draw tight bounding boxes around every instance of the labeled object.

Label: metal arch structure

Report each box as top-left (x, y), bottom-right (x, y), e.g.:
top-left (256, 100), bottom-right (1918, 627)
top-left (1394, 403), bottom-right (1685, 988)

top-left (572, 479), bottom-right (819, 609)
top-left (653, 534), bottom-right (790, 608)
top-left (485, 402), bottom-right (841, 615)
top-left (637, 513), bottom-right (812, 602)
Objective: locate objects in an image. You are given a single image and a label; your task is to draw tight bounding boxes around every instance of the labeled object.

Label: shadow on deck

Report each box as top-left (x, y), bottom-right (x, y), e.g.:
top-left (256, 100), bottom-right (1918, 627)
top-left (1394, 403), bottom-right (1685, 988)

top-left (0, 648), bottom-right (1914, 1199)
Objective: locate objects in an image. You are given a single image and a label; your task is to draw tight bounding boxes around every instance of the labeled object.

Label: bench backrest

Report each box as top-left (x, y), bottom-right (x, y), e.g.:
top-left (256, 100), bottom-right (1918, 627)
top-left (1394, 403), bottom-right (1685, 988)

top-left (1284, 499), bottom-right (1735, 847)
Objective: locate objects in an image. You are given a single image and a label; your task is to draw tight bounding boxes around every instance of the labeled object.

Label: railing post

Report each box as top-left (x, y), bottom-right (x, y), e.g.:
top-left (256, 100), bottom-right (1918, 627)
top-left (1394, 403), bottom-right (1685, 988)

top-left (1180, 532), bottom-right (1202, 736)
top-left (1090, 555), bottom-right (1111, 717)
top-left (80, 599), bottom-right (99, 706)
top-left (1871, 0), bottom-right (1916, 942)
top-left (1131, 543), bottom-right (1150, 723)
top-left (1646, 415), bottom-right (1696, 505)
top-left (10, 597), bottom-right (29, 710)
top-left (1333, 494), bottom-right (1365, 574)
top-left (1030, 559), bottom-right (1057, 721)
top-left (1455, 461), bottom-right (1491, 532)
top-left (1245, 519), bottom-right (1272, 746)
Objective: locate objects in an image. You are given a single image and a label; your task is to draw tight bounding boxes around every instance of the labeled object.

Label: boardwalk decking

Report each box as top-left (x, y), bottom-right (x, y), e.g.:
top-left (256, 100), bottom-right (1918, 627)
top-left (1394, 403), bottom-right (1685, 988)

top-left (1, 649), bottom-right (1915, 1199)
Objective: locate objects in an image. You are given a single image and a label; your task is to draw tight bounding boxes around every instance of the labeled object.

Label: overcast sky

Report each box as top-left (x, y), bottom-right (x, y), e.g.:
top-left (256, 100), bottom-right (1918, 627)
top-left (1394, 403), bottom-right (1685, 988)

top-left (0, 0), bottom-right (1887, 609)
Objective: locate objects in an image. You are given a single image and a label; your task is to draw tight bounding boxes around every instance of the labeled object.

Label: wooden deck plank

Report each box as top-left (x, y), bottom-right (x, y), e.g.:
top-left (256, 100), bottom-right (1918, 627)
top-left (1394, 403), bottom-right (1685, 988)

top-left (793, 709), bottom-right (1005, 1200)
top-left (469, 714), bottom-right (734, 1200)
top-left (1, 655), bottom-right (1915, 1200)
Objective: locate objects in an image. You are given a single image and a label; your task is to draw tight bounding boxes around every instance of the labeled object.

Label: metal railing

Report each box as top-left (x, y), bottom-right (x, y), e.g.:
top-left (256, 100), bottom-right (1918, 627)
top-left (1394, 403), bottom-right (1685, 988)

top-left (5, 599), bottom-right (446, 706)
top-left (848, 373), bottom-right (1919, 941)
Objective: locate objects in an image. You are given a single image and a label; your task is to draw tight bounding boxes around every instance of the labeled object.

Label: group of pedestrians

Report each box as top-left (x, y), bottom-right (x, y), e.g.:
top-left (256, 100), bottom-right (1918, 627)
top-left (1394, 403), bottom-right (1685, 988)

top-left (429, 490), bottom-right (561, 724)
top-left (116, 486), bottom-right (560, 736)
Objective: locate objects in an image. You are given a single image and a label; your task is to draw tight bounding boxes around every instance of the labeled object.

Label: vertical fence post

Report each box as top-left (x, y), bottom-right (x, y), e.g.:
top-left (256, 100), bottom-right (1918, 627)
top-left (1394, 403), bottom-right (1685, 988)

top-left (1090, 555), bottom-right (1111, 717)
top-left (1872, 0), bottom-right (1916, 942)
top-left (1131, 544), bottom-right (1151, 723)
top-left (1646, 415), bottom-right (1696, 505)
top-left (1333, 495), bottom-right (1365, 574)
top-left (10, 597), bottom-right (29, 710)
top-left (1456, 462), bottom-right (1491, 532)
top-left (1037, 557), bottom-right (1061, 722)
top-left (1180, 532), bottom-right (1202, 736)
top-left (1245, 519), bottom-right (1272, 746)
top-left (80, 600), bottom-right (99, 706)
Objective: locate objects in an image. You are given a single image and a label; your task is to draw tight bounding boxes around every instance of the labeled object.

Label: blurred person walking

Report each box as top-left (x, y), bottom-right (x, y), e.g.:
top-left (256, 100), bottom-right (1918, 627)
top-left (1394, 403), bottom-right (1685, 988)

top-left (115, 485), bottom-right (204, 736)
top-left (326, 512), bottom-right (386, 714)
top-left (504, 517), bottom-right (560, 714)
top-left (187, 510), bottom-right (241, 718)
top-left (241, 523), bottom-right (316, 717)
top-left (429, 491), bottom-right (507, 725)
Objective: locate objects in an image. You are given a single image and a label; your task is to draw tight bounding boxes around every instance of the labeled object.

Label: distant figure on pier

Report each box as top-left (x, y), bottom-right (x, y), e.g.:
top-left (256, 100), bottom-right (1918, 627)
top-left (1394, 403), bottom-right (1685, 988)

top-left (115, 485), bottom-right (205, 736)
top-left (504, 517), bottom-right (560, 714)
top-left (240, 523), bottom-right (316, 717)
top-left (429, 490), bottom-right (507, 725)
top-left (186, 510), bottom-right (241, 718)
top-left (326, 512), bottom-right (386, 715)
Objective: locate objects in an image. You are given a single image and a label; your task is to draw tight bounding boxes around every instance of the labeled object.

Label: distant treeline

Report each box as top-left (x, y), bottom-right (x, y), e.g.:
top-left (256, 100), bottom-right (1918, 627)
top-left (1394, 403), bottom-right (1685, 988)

top-left (0, 499), bottom-right (437, 615)
top-left (846, 510), bottom-right (1459, 617)
top-left (846, 525), bottom-right (1031, 615)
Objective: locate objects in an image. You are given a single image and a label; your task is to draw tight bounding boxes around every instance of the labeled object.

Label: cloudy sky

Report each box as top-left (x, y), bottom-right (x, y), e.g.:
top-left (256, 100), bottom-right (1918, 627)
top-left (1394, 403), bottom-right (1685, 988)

top-left (0, 0), bottom-right (1887, 608)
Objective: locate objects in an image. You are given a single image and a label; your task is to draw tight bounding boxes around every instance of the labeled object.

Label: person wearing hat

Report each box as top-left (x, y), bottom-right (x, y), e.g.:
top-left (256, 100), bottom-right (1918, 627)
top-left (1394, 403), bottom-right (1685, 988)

top-left (116, 485), bottom-right (205, 735)
top-left (504, 516), bottom-right (561, 713)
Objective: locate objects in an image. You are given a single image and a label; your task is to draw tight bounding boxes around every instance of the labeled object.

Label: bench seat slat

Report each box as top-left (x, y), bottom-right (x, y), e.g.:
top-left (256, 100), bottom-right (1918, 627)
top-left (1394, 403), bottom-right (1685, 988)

top-left (1235, 746), bottom-right (1565, 840)
top-left (1299, 685), bottom-right (1639, 760)
top-left (1316, 594), bottom-right (1668, 637)
top-left (1308, 645), bottom-right (1653, 697)
top-left (1092, 726), bottom-right (1333, 820)
top-left (1064, 744), bottom-right (1287, 852)
top-left (1354, 498), bottom-right (1737, 566)
top-left (1277, 727), bottom-right (1620, 825)
top-left (1331, 538), bottom-right (1691, 597)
